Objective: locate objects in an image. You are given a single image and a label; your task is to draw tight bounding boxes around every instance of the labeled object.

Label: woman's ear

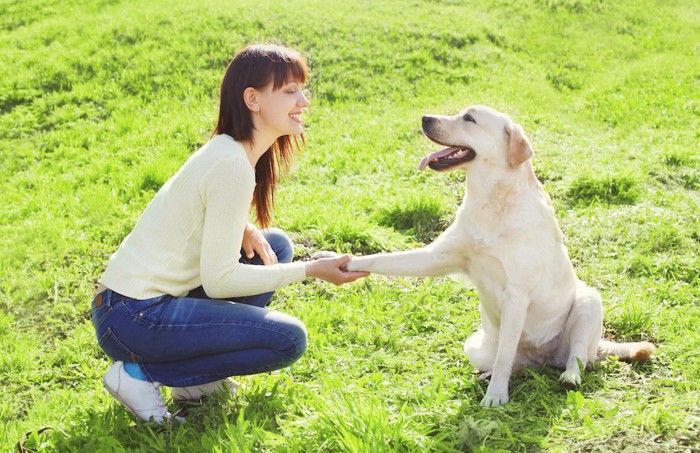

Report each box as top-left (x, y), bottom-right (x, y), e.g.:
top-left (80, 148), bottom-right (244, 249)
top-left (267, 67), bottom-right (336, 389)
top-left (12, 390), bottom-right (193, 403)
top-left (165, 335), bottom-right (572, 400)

top-left (243, 87), bottom-right (260, 112)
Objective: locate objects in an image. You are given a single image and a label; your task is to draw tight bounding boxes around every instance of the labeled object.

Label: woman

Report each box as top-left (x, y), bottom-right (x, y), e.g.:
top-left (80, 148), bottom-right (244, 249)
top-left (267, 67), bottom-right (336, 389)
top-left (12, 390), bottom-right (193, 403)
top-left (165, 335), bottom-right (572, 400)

top-left (91, 44), bottom-right (368, 423)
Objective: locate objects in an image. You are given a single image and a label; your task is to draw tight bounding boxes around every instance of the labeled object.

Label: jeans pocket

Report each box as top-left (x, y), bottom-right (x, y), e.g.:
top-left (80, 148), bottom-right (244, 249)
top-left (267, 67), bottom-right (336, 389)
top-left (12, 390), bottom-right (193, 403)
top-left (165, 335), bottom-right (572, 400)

top-left (129, 295), bottom-right (172, 326)
top-left (98, 327), bottom-right (143, 363)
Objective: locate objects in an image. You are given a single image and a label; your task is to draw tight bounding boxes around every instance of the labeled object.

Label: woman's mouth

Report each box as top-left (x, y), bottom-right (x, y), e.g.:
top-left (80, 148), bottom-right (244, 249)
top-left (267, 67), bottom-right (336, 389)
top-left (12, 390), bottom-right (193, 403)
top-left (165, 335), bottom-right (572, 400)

top-left (289, 112), bottom-right (302, 123)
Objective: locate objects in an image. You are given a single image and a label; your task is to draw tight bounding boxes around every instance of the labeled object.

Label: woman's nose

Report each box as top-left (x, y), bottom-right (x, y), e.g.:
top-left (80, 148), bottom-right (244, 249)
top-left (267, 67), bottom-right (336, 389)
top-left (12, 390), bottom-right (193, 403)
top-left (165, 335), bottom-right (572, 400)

top-left (298, 91), bottom-right (310, 107)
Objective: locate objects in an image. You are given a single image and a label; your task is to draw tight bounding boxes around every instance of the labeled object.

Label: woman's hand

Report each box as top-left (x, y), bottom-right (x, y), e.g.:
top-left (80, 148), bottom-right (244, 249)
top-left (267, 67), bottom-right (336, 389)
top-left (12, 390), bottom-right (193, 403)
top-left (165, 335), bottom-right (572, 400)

top-left (242, 223), bottom-right (278, 265)
top-left (305, 253), bottom-right (369, 285)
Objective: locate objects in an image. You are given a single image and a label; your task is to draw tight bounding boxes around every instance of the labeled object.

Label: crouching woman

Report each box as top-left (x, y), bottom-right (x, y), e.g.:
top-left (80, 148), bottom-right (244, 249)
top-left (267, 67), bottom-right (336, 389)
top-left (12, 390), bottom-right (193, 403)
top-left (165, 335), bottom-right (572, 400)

top-left (91, 44), bottom-right (367, 423)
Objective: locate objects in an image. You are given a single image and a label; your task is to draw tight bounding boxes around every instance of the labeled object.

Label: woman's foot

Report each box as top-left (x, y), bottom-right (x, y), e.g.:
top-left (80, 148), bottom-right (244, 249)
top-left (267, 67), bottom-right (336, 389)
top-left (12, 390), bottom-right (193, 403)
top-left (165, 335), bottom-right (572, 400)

top-left (171, 379), bottom-right (239, 401)
top-left (103, 361), bottom-right (181, 423)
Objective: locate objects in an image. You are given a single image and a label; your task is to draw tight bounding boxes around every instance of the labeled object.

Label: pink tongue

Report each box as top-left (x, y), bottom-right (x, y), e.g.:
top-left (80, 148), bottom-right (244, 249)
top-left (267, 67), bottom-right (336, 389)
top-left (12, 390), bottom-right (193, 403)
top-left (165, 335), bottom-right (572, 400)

top-left (418, 146), bottom-right (462, 171)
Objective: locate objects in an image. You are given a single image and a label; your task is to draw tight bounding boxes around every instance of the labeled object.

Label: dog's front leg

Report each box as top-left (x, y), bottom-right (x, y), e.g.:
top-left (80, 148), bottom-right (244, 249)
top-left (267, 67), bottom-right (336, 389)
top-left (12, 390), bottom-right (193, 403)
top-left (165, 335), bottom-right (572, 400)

top-left (345, 246), bottom-right (460, 277)
top-left (481, 294), bottom-right (528, 408)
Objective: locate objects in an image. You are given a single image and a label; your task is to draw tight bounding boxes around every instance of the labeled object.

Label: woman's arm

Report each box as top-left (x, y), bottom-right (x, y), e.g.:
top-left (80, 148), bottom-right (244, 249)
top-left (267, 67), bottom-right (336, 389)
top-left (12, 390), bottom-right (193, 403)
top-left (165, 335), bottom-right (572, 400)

top-left (199, 156), bottom-right (366, 298)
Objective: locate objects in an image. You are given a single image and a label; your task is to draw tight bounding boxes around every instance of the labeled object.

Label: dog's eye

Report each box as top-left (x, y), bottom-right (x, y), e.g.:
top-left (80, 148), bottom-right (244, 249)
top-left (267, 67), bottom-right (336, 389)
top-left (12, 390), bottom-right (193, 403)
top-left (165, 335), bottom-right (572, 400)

top-left (463, 113), bottom-right (476, 123)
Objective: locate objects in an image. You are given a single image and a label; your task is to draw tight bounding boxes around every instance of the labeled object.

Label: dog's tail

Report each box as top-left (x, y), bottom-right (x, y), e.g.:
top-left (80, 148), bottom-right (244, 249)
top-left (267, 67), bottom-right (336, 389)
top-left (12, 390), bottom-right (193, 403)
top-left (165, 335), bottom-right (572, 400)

top-left (597, 339), bottom-right (657, 361)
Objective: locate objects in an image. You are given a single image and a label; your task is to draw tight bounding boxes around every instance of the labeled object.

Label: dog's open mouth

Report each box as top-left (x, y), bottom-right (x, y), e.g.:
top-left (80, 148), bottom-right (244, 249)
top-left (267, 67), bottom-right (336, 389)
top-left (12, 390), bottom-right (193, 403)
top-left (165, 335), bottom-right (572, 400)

top-left (419, 145), bottom-right (476, 171)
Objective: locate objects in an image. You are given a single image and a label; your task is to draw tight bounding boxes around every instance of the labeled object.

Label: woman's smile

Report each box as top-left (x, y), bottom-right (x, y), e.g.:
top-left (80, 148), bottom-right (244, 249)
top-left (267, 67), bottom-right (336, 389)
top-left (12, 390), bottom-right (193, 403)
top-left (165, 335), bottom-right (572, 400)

top-left (289, 111), bottom-right (303, 123)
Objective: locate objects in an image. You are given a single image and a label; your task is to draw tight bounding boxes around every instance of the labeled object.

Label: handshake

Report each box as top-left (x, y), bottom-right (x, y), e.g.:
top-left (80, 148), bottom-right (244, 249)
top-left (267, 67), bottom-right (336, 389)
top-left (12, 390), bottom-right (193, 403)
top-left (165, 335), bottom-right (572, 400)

top-left (304, 251), bottom-right (368, 285)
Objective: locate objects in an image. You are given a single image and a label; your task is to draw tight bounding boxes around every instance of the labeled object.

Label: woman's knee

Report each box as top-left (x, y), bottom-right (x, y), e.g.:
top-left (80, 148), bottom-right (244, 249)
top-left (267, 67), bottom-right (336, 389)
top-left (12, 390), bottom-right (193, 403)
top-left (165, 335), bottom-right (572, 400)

top-left (275, 313), bottom-right (308, 362)
top-left (263, 228), bottom-right (294, 263)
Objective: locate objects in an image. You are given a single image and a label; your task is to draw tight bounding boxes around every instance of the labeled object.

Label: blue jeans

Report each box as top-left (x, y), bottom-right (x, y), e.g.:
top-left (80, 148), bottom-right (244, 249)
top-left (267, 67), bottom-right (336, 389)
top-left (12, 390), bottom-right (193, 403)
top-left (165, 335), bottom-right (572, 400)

top-left (90, 228), bottom-right (307, 387)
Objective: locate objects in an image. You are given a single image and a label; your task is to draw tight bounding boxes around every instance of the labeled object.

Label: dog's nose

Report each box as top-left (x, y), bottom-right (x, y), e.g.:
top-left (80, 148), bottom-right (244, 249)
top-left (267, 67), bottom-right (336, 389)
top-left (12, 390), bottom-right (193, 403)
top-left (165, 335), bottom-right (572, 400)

top-left (422, 115), bottom-right (436, 128)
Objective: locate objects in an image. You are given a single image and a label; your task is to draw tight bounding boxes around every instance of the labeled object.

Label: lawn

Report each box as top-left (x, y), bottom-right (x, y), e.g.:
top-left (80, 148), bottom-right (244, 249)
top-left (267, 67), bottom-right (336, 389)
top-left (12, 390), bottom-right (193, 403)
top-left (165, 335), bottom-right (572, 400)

top-left (1, 0), bottom-right (698, 451)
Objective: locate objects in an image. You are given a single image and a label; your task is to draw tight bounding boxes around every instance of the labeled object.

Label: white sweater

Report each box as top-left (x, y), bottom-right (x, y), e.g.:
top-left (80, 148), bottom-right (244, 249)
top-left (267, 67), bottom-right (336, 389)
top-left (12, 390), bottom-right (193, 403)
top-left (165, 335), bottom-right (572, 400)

top-left (100, 134), bottom-right (307, 299)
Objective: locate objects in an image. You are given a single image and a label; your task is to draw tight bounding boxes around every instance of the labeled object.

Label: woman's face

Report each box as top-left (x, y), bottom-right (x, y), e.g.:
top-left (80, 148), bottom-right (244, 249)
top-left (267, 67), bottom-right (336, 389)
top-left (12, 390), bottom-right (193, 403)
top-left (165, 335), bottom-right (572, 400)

top-left (253, 80), bottom-right (309, 138)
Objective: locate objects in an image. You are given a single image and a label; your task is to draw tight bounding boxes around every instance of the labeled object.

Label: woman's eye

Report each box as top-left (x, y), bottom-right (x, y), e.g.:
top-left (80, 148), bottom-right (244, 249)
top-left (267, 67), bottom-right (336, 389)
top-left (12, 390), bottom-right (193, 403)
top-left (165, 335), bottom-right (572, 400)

top-left (463, 113), bottom-right (476, 123)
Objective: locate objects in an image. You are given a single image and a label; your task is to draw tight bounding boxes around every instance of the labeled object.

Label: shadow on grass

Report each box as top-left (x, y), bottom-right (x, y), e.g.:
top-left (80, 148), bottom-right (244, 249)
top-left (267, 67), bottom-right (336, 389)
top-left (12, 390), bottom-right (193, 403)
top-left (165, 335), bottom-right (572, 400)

top-left (566, 174), bottom-right (640, 207)
top-left (448, 366), bottom-right (602, 451)
top-left (292, 222), bottom-right (411, 256)
top-left (447, 360), bottom-right (669, 452)
top-left (375, 195), bottom-right (450, 244)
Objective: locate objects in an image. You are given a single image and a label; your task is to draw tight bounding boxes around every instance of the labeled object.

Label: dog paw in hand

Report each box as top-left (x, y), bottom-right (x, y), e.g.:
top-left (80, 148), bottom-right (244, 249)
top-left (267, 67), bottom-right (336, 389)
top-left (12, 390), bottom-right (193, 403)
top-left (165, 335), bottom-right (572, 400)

top-left (311, 251), bottom-right (354, 272)
top-left (343, 260), bottom-right (360, 272)
top-left (311, 251), bottom-right (340, 260)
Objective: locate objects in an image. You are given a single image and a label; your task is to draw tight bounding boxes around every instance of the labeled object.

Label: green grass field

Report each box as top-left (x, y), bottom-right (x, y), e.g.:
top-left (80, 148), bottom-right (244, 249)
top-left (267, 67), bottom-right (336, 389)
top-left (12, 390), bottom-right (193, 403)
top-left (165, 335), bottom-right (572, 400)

top-left (1, 0), bottom-right (699, 451)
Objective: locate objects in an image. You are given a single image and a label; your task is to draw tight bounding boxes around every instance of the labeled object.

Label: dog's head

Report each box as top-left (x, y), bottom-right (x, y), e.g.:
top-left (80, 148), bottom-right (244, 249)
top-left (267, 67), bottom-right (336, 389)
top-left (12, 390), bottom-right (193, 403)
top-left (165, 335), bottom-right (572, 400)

top-left (419, 105), bottom-right (533, 172)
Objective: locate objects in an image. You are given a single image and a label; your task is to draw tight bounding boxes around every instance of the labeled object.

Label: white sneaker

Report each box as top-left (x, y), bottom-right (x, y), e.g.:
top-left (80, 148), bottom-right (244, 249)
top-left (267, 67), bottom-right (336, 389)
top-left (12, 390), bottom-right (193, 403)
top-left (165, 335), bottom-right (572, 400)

top-left (171, 379), bottom-right (239, 401)
top-left (103, 361), bottom-right (181, 424)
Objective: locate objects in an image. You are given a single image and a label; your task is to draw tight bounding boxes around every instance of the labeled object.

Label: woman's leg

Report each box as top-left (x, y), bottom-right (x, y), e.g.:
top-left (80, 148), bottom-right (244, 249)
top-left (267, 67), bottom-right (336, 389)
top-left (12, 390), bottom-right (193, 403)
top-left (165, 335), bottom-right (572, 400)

top-left (170, 228), bottom-right (296, 398)
top-left (92, 289), bottom-right (307, 388)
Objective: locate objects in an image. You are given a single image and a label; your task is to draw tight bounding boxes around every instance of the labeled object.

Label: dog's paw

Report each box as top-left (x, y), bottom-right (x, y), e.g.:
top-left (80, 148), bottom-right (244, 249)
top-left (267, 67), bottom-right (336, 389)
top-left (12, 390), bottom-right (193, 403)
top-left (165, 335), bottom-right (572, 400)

top-left (343, 260), bottom-right (360, 272)
top-left (558, 369), bottom-right (582, 387)
top-left (478, 370), bottom-right (493, 381)
top-left (481, 381), bottom-right (509, 407)
top-left (480, 391), bottom-right (509, 408)
top-left (311, 251), bottom-right (340, 260)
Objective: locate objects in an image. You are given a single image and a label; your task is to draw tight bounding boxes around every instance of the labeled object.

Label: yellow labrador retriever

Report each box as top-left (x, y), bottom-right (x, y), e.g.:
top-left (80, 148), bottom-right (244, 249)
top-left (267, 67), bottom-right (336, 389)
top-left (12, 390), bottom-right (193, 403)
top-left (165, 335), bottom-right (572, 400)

top-left (344, 105), bottom-right (655, 407)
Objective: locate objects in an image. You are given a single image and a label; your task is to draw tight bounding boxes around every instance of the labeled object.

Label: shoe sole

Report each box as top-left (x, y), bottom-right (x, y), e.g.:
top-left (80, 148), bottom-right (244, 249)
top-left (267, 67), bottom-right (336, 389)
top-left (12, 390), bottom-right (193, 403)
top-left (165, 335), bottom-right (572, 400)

top-left (171, 381), bottom-right (240, 402)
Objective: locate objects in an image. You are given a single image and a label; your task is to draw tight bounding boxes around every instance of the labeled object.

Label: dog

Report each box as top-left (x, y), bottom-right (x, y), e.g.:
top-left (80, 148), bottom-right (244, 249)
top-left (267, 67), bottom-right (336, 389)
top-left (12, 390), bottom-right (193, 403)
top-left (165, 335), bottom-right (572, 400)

top-left (342, 105), bottom-right (656, 407)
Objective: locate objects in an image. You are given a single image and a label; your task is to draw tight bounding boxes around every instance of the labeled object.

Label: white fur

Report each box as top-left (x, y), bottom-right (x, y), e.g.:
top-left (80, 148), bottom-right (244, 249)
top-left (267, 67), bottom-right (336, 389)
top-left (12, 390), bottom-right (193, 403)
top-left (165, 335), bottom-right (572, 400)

top-left (346, 105), bottom-right (653, 407)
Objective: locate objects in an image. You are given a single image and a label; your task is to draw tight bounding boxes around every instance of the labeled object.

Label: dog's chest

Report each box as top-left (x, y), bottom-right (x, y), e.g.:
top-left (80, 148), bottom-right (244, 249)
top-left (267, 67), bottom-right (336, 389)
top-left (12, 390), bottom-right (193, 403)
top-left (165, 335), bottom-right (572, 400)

top-left (521, 309), bottom-right (570, 348)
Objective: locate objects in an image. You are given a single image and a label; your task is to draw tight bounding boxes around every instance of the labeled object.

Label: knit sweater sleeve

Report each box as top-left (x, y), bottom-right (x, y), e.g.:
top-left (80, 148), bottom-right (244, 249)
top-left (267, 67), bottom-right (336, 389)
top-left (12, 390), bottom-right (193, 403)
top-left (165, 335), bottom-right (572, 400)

top-left (199, 156), bottom-right (306, 298)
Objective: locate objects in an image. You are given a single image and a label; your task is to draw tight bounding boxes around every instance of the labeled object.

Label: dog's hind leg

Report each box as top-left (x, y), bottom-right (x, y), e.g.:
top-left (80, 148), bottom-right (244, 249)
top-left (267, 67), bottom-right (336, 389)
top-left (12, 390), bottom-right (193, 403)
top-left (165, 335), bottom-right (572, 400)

top-left (464, 328), bottom-right (497, 374)
top-left (558, 282), bottom-right (603, 386)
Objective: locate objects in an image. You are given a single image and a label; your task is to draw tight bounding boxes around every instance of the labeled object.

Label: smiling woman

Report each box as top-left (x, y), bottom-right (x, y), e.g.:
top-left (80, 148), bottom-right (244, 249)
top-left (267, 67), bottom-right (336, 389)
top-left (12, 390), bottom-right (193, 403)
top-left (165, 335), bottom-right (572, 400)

top-left (89, 43), bottom-right (368, 424)
top-left (215, 44), bottom-right (310, 228)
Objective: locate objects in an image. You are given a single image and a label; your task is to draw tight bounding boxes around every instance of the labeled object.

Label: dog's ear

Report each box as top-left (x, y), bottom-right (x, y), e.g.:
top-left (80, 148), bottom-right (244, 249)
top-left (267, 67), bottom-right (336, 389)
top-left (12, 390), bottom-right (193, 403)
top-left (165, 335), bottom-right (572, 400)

top-left (505, 122), bottom-right (533, 167)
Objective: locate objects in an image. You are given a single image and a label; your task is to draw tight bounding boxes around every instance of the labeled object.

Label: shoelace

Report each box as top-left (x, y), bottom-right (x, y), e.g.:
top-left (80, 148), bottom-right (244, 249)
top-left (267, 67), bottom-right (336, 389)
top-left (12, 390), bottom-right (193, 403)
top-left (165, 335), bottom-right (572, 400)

top-left (149, 383), bottom-right (185, 423)
top-left (135, 381), bottom-right (169, 418)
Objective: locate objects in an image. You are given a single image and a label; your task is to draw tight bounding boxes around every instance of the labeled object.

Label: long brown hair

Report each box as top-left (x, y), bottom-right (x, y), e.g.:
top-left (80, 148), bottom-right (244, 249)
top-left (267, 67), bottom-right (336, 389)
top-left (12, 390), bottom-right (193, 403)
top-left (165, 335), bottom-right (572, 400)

top-left (214, 44), bottom-right (308, 228)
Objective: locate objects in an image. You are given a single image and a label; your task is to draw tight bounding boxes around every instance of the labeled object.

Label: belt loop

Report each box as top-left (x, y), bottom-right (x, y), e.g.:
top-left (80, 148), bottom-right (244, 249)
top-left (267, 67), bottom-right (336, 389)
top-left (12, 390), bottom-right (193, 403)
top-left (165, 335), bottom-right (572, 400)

top-left (95, 288), bottom-right (113, 309)
top-left (104, 289), bottom-right (113, 309)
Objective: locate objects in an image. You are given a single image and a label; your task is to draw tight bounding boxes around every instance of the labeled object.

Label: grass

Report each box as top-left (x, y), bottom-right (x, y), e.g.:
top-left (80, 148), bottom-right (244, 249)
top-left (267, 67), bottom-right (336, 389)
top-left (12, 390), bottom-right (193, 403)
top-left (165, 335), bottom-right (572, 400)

top-left (566, 175), bottom-right (640, 207)
top-left (1, 0), bottom-right (699, 451)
